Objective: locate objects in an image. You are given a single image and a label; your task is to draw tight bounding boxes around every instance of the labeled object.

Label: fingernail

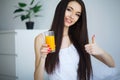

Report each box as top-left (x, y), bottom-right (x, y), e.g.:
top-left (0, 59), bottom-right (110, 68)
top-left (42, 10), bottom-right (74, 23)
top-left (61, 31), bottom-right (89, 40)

top-left (48, 49), bottom-right (50, 52)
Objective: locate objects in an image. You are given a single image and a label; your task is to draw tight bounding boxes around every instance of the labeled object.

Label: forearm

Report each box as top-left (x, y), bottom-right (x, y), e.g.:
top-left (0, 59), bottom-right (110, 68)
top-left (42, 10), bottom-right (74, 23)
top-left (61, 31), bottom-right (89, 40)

top-left (93, 50), bottom-right (115, 67)
top-left (34, 55), bottom-right (47, 80)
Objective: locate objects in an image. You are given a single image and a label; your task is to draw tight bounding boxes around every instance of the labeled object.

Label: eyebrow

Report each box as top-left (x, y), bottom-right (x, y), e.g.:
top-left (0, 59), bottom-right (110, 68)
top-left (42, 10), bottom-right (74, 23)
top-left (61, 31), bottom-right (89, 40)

top-left (68, 6), bottom-right (81, 14)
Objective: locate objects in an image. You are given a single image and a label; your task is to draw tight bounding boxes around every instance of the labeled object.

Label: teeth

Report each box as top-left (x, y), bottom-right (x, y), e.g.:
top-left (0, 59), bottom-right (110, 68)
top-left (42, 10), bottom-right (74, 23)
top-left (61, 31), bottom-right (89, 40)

top-left (66, 18), bottom-right (72, 23)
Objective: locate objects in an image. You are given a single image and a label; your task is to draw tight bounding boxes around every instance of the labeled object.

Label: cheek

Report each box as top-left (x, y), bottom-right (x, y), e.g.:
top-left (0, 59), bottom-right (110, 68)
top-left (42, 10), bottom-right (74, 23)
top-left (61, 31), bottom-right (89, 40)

top-left (74, 17), bottom-right (79, 23)
top-left (65, 10), bottom-right (70, 17)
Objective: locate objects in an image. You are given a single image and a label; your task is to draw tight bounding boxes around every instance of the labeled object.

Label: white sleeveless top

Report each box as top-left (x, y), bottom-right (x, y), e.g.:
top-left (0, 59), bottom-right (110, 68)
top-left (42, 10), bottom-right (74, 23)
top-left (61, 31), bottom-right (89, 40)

top-left (45, 44), bottom-right (79, 80)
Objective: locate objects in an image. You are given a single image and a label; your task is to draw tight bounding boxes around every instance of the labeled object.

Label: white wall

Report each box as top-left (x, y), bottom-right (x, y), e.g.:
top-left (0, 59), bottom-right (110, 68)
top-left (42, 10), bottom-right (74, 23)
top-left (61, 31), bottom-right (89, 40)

top-left (84, 0), bottom-right (120, 79)
top-left (85, 0), bottom-right (120, 67)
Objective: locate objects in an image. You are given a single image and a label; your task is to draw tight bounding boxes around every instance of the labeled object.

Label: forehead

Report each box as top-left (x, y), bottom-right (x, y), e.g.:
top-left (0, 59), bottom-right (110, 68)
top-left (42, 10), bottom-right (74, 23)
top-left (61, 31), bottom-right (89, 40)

top-left (67, 1), bottom-right (82, 12)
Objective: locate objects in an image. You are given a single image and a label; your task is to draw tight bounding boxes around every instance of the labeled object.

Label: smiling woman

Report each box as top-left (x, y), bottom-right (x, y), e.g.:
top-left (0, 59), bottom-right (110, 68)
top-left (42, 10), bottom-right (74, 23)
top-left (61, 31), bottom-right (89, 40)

top-left (34, 0), bottom-right (115, 80)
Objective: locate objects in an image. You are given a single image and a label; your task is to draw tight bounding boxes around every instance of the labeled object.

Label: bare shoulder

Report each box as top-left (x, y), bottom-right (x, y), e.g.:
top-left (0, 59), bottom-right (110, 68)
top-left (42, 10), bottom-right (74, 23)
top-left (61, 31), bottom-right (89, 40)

top-left (34, 33), bottom-right (44, 44)
top-left (34, 33), bottom-right (45, 55)
top-left (34, 33), bottom-right (45, 58)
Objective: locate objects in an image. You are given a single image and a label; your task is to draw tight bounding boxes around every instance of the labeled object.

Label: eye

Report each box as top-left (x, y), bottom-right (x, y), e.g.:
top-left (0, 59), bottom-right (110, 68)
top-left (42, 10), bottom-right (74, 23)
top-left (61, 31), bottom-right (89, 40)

top-left (76, 14), bottom-right (80, 17)
top-left (66, 7), bottom-right (72, 12)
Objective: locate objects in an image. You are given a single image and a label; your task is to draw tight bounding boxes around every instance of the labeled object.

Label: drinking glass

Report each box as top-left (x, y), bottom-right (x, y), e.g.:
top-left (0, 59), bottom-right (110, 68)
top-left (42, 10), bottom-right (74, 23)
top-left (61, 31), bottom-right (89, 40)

top-left (44, 31), bottom-right (55, 52)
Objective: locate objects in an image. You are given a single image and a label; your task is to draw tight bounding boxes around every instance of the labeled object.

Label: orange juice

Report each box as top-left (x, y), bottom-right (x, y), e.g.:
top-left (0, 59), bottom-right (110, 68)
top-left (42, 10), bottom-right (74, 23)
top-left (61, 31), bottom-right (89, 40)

top-left (45, 36), bottom-right (55, 52)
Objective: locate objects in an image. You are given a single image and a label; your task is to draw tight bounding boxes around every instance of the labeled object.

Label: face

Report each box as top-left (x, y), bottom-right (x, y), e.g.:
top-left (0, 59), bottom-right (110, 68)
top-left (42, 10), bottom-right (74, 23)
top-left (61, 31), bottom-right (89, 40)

top-left (64, 1), bottom-right (82, 27)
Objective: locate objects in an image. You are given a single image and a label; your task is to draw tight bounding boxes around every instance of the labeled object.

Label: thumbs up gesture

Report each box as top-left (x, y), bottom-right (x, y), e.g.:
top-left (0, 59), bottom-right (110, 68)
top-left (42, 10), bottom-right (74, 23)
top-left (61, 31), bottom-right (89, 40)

top-left (85, 35), bottom-right (104, 55)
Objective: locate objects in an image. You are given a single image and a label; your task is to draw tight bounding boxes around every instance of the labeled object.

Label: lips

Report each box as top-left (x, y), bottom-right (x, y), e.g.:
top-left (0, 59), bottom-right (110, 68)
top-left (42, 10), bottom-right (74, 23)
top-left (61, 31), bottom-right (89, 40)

top-left (65, 17), bottom-right (73, 24)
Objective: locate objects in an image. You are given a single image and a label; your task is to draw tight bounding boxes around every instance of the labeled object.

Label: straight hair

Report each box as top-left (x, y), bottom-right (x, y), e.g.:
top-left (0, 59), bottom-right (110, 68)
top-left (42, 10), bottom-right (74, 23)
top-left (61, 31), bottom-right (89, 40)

top-left (45, 0), bottom-right (93, 80)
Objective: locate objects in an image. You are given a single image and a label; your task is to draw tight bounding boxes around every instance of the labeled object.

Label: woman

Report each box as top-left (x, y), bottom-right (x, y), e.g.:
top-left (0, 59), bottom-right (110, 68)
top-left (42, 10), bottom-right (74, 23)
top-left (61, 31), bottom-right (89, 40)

top-left (34, 0), bottom-right (115, 80)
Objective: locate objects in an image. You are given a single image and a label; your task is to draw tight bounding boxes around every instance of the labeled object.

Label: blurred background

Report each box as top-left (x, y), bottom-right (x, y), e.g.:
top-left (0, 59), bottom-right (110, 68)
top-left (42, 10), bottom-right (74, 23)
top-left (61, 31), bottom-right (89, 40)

top-left (0, 0), bottom-right (120, 80)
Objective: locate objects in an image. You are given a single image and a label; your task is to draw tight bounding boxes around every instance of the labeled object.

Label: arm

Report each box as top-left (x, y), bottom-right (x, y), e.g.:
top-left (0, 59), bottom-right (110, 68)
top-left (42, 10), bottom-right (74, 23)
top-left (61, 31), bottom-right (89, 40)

top-left (91, 46), bottom-right (115, 67)
top-left (85, 35), bottom-right (115, 67)
top-left (34, 34), bottom-right (49, 80)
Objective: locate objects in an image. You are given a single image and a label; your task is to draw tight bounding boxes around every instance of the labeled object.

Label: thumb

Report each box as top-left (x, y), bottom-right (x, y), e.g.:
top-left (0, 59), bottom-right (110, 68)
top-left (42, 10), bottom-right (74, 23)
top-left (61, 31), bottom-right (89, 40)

top-left (92, 35), bottom-right (96, 44)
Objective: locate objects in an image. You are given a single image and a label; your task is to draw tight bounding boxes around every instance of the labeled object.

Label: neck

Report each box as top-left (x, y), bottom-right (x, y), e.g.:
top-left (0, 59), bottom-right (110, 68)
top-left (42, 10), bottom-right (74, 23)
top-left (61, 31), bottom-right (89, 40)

top-left (63, 26), bottom-right (69, 36)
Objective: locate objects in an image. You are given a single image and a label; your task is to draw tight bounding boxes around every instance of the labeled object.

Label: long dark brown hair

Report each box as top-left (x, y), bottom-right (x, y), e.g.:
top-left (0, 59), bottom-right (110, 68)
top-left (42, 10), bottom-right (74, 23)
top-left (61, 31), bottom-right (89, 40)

top-left (45, 0), bottom-right (93, 80)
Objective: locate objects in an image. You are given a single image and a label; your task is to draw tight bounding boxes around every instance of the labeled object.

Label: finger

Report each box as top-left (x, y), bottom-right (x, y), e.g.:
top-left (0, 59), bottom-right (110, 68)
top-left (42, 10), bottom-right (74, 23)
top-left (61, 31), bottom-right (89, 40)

top-left (92, 34), bottom-right (95, 44)
top-left (85, 44), bottom-right (90, 48)
top-left (40, 47), bottom-right (51, 53)
top-left (85, 44), bottom-right (91, 52)
top-left (40, 44), bottom-right (51, 53)
top-left (42, 44), bottom-right (49, 47)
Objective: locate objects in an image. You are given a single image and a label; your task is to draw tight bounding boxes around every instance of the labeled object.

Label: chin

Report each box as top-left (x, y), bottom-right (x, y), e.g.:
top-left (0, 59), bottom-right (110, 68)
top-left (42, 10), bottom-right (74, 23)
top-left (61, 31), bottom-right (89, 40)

top-left (65, 24), bottom-right (72, 27)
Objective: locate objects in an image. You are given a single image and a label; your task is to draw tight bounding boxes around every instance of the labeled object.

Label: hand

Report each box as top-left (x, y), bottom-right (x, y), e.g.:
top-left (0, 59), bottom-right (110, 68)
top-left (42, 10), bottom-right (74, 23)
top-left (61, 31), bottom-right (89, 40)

top-left (85, 35), bottom-right (104, 56)
top-left (40, 44), bottom-right (51, 57)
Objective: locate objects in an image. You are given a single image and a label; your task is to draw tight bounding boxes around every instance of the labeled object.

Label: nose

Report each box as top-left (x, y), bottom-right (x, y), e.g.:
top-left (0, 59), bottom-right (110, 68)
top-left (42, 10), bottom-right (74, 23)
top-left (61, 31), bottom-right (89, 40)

top-left (70, 13), bottom-right (75, 19)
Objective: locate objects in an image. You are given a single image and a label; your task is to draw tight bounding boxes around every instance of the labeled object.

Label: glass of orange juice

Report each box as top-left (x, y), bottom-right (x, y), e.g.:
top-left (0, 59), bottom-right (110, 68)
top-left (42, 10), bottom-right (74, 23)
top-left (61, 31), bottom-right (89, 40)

top-left (44, 31), bottom-right (55, 52)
